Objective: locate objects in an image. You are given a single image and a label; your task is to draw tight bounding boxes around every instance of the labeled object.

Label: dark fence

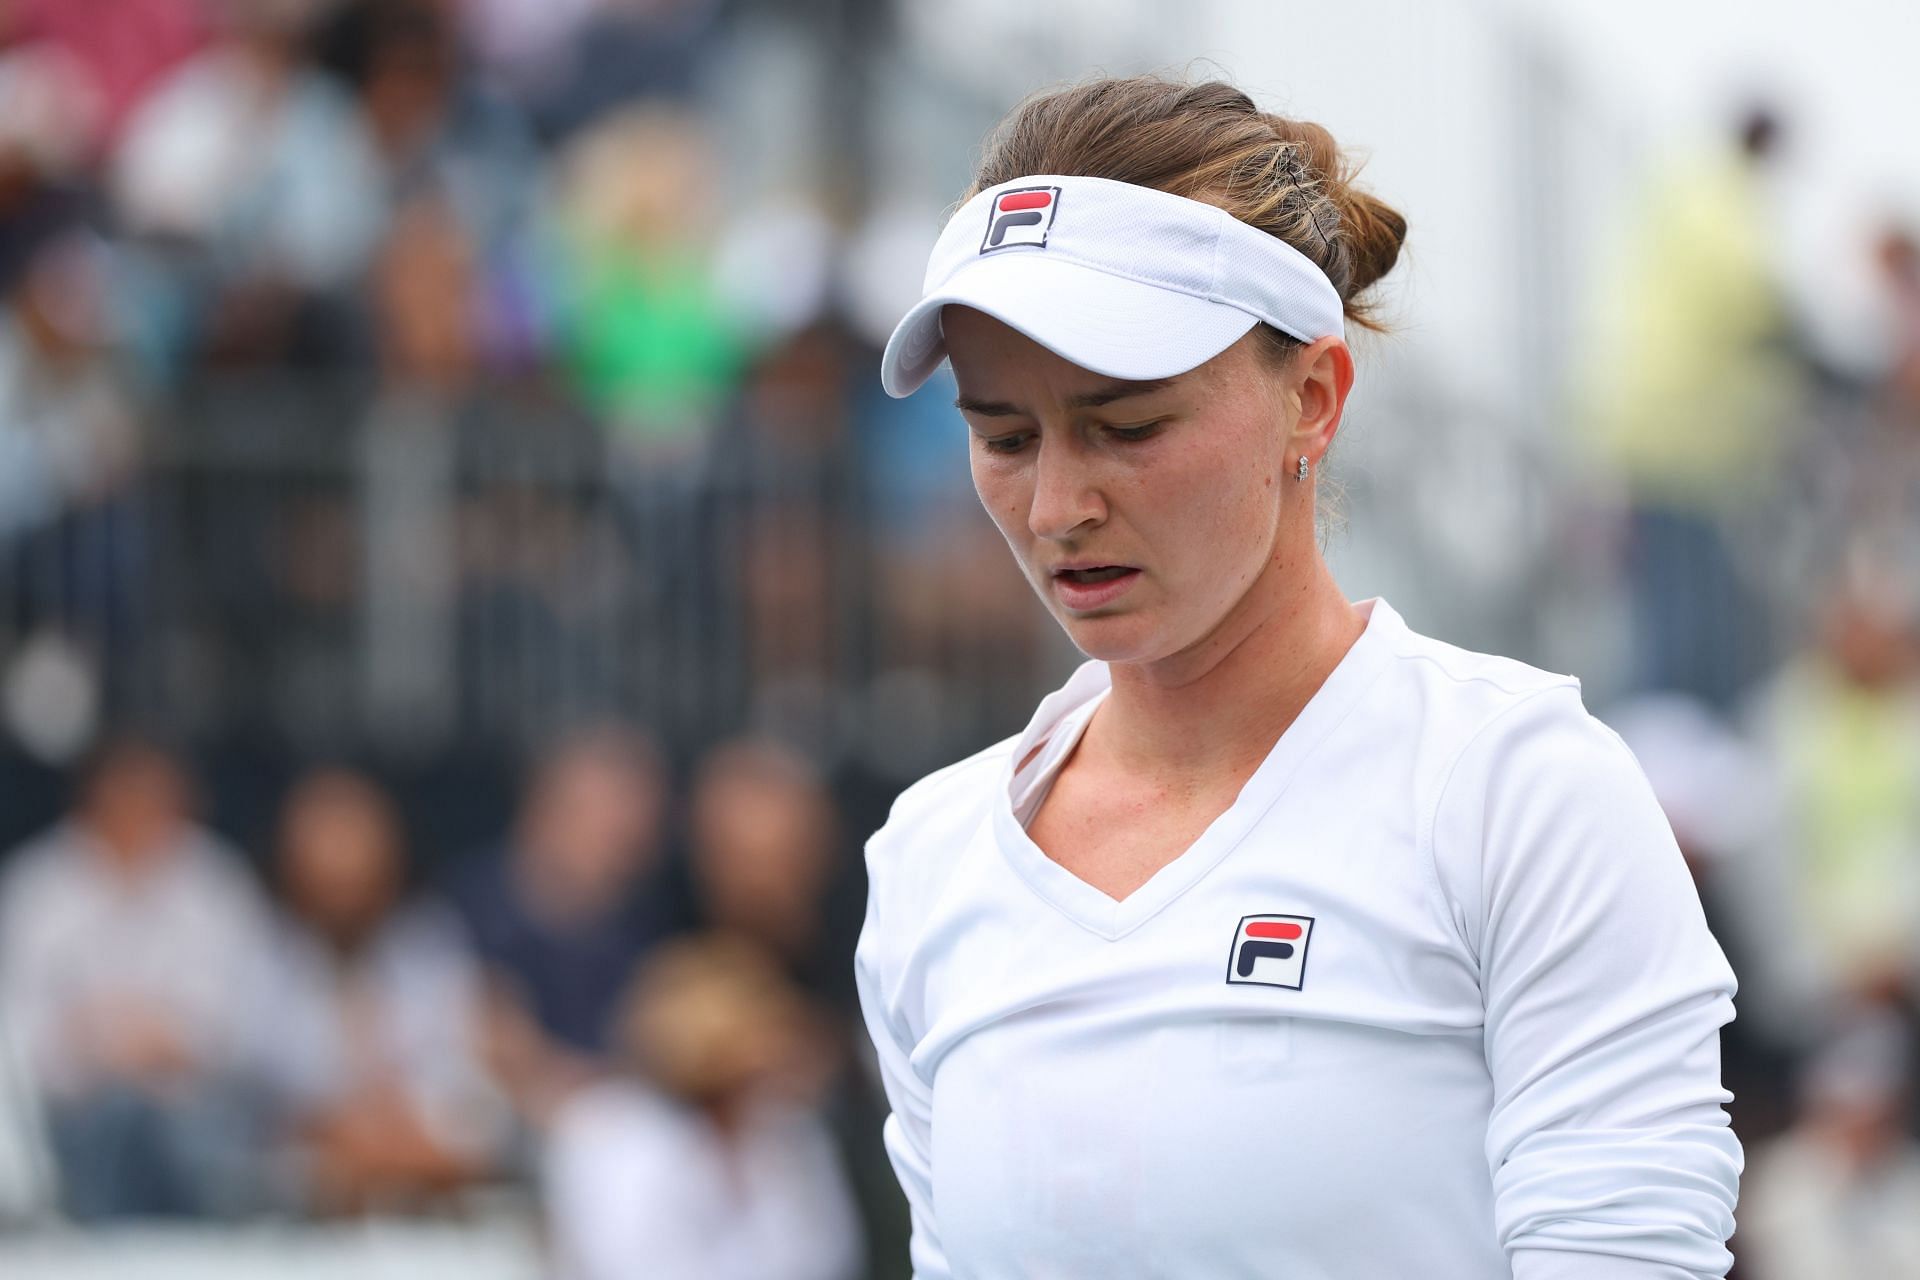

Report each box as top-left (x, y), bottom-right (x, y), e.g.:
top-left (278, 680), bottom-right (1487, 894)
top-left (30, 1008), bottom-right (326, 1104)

top-left (0, 371), bottom-right (1068, 789)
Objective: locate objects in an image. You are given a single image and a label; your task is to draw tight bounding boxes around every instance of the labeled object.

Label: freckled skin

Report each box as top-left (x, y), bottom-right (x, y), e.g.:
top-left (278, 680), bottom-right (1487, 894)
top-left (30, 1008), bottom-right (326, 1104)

top-left (943, 305), bottom-right (1353, 676)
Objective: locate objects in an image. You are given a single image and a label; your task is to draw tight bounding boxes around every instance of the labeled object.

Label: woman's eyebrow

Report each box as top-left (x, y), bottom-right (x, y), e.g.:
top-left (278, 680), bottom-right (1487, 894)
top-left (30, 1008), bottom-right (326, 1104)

top-left (953, 377), bottom-right (1178, 417)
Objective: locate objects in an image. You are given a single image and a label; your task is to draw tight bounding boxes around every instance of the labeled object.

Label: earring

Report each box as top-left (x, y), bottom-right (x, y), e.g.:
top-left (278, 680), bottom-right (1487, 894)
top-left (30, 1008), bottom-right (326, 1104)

top-left (1296, 454), bottom-right (1310, 482)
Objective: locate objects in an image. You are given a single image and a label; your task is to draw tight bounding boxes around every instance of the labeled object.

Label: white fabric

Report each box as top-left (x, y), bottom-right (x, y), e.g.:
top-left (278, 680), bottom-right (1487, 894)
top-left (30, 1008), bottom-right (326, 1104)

top-left (0, 820), bottom-right (274, 1095)
top-left (880, 174), bottom-right (1345, 397)
top-left (252, 902), bottom-right (507, 1160)
top-left (542, 1080), bottom-right (863, 1280)
top-left (855, 597), bottom-right (1742, 1279)
top-left (110, 48), bottom-right (383, 289)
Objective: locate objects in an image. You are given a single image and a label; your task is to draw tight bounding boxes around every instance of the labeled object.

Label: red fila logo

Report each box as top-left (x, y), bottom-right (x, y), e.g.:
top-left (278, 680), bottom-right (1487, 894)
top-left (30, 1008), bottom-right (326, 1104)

top-left (981, 185), bottom-right (1062, 253)
top-left (1226, 914), bottom-right (1314, 989)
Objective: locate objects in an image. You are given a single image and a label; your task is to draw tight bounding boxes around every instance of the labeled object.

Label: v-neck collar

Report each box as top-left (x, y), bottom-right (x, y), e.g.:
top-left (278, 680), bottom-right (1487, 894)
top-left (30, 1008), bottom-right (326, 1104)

top-left (991, 597), bottom-right (1402, 940)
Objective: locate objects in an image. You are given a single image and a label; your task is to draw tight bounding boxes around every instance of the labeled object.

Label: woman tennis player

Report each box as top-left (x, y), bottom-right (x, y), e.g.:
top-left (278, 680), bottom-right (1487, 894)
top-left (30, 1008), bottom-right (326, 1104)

top-left (854, 74), bottom-right (1742, 1278)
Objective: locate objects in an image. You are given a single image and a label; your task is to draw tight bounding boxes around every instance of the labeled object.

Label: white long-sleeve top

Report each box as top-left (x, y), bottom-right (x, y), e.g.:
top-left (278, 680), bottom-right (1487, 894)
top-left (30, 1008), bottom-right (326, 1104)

top-left (855, 597), bottom-right (1742, 1279)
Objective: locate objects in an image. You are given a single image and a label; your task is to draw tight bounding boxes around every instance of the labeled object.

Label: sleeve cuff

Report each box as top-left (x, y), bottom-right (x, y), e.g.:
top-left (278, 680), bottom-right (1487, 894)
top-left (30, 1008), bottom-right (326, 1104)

top-left (1511, 1248), bottom-right (1711, 1280)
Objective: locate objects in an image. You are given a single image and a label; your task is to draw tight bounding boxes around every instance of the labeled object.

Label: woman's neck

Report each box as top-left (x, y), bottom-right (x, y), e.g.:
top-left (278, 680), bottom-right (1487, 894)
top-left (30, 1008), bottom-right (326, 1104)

top-left (1093, 557), bottom-right (1366, 791)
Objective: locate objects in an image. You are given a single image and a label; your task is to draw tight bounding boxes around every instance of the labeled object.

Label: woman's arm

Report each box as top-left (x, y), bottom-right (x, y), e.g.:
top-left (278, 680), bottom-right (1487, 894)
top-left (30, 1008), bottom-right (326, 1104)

top-left (1429, 685), bottom-right (1743, 1279)
top-left (854, 836), bottom-right (952, 1280)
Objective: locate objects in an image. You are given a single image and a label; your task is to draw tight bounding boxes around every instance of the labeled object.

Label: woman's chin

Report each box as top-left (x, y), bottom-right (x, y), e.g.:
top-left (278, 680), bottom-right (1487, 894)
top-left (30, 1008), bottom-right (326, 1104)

top-left (1057, 613), bottom-right (1169, 664)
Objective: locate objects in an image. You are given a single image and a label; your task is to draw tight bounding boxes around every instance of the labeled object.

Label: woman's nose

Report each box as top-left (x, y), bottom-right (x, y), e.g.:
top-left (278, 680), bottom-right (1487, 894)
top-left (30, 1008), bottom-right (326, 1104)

top-left (1026, 439), bottom-right (1104, 541)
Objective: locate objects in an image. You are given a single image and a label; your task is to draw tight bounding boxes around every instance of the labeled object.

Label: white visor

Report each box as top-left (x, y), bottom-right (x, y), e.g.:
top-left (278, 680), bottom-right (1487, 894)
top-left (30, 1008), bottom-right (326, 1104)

top-left (879, 173), bottom-right (1345, 398)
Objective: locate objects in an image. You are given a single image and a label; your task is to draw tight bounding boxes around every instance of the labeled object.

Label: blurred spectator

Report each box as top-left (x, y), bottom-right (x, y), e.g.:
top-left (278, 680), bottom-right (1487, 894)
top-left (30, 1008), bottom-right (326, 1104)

top-left (1791, 223), bottom-right (1920, 587)
top-left (851, 360), bottom-right (971, 557)
top-left (0, 39), bottom-right (104, 216)
top-left (1865, 221), bottom-right (1920, 474)
top-left (1874, 224), bottom-right (1920, 402)
top-left (542, 0), bottom-right (728, 137)
top-left (255, 767), bottom-right (508, 1214)
top-left (322, 0), bottom-right (549, 379)
top-left (0, 215), bottom-right (146, 693)
top-left (0, 215), bottom-right (147, 753)
top-left (2, 0), bottom-right (208, 158)
top-left (1605, 693), bottom-right (1773, 882)
top-left (727, 317), bottom-right (858, 487)
top-left (1737, 564), bottom-right (1920, 1045)
top-left (551, 104), bottom-right (749, 461)
top-left (688, 736), bottom-right (851, 1010)
top-left (455, 0), bottom-right (600, 106)
top-left (1866, 222), bottom-right (1920, 397)
top-left (709, 319), bottom-right (864, 743)
top-left (457, 0), bottom-right (724, 138)
top-left (1739, 1007), bottom-right (1920, 1279)
top-left (1606, 692), bottom-right (1798, 1130)
top-left (0, 736), bottom-right (276, 1220)
top-left (1573, 100), bottom-right (1810, 709)
top-left (108, 0), bottom-right (383, 374)
top-left (686, 734), bottom-right (911, 1272)
top-left (372, 192), bottom-right (482, 391)
top-left (450, 724), bottom-right (684, 1123)
top-left (0, 222), bottom-right (138, 540)
top-left (541, 933), bottom-right (861, 1280)
top-left (321, 0), bottom-right (540, 258)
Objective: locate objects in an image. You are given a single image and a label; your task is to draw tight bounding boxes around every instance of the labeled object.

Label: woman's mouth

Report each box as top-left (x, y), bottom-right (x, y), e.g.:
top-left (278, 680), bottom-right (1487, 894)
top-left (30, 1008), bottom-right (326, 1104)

top-left (1051, 565), bottom-right (1141, 610)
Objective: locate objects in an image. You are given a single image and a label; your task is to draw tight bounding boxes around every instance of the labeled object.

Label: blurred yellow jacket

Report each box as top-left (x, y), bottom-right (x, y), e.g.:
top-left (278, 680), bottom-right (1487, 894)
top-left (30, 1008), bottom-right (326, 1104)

top-left (1574, 147), bottom-right (1803, 509)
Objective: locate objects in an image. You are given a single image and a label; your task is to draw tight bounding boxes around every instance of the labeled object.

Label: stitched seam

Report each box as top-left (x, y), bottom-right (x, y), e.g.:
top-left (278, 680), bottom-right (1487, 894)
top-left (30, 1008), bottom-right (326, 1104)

top-left (1391, 645), bottom-right (1579, 700)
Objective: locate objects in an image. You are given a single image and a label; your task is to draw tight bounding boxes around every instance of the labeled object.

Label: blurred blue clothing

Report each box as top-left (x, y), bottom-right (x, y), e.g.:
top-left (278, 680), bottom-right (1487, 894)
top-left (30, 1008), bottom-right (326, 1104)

top-left (44, 1075), bottom-right (274, 1221)
top-left (851, 365), bottom-right (973, 553)
top-left (1625, 503), bottom-right (1773, 712)
top-left (448, 851), bottom-right (684, 1056)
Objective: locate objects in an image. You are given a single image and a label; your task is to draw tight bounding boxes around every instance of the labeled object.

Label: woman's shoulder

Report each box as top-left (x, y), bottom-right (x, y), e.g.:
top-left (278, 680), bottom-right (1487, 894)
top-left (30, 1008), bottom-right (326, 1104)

top-left (1378, 605), bottom-right (1582, 721)
top-left (889, 732), bottom-right (1020, 816)
top-left (1387, 620), bottom-right (1624, 803)
top-left (872, 732), bottom-right (1019, 840)
top-left (860, 731), bottom-right (1021, 901)
top-left (1396, 631), bottom-right (1703, 970)
top-left (1370, 604), bottom-right (1634, 813)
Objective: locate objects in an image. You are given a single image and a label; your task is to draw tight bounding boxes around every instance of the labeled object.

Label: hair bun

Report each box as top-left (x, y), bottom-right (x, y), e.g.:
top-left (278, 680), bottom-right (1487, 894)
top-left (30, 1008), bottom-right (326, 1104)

top-left (1335, 187), bottom-right (1408, 301)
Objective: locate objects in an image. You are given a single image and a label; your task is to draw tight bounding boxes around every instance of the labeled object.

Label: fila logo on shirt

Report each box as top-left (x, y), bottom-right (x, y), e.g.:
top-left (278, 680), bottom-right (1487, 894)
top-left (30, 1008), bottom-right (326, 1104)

top-left (981, 186), bottom-right (1062, 252)
top-left (1226, 914), bottom-right (1315, 990)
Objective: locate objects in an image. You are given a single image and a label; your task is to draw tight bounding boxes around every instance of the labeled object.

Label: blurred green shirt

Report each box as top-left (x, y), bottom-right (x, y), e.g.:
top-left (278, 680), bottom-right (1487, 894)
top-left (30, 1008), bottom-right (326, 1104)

top-left (561, 241), bottom-right (748, 449)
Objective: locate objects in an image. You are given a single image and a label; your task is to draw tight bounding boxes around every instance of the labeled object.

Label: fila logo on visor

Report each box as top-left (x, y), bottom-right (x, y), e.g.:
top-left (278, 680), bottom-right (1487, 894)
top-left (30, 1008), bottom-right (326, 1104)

top-left (981, 185), bottom-right (1062, 253)
top-left (1226, 914), bottom-right (1315, 990)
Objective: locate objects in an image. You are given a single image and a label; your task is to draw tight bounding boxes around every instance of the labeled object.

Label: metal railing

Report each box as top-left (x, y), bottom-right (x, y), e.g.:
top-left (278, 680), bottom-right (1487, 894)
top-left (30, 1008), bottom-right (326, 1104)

top-left (0, 371), bottom-right (1066, 777)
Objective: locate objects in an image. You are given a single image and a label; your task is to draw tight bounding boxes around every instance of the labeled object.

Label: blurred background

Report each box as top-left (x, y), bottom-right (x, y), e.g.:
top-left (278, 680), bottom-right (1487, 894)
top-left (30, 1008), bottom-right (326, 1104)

top-left (0, 0), bottom-right (1914, 1276)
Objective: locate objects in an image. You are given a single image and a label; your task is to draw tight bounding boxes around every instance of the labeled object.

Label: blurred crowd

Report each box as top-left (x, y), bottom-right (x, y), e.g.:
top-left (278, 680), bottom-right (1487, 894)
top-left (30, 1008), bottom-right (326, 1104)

top-left (0, 1), bottom-right (1915, 1277)
top-left (0, 0), bottom-right (975, 1275)
top-left (1574, 105), bottom-right (1920, 1279)
top-left (0, 725), bottom-right (886, 1279)
top-left (0, 0), bottom-right (1040, 777)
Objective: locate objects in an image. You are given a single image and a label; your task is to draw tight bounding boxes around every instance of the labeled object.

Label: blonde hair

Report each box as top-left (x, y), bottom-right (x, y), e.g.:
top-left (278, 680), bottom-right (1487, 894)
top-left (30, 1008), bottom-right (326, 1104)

top-left (617, 934), bottom-right (813, 1104)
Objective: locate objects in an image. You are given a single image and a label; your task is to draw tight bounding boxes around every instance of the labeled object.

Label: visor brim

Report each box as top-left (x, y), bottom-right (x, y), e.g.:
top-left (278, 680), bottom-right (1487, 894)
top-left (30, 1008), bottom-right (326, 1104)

top-left (879, 253), bottom-right (1262, 399)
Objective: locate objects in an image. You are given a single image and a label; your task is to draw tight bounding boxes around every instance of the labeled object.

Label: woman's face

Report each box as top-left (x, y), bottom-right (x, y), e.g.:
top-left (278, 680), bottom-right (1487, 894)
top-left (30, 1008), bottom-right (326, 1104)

top-left (944, 305), bottom-right (1345, 666)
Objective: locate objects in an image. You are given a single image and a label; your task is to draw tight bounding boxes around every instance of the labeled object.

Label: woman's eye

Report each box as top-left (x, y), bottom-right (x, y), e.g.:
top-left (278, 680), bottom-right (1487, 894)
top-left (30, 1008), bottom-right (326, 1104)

top-left (975, 421), bottom-right (1160, 454)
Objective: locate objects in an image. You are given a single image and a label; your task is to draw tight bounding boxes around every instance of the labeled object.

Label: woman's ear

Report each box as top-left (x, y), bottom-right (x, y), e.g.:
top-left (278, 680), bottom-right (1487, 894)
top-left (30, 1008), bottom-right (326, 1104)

top-left (1287, 336), bottom-right (1354, 461)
